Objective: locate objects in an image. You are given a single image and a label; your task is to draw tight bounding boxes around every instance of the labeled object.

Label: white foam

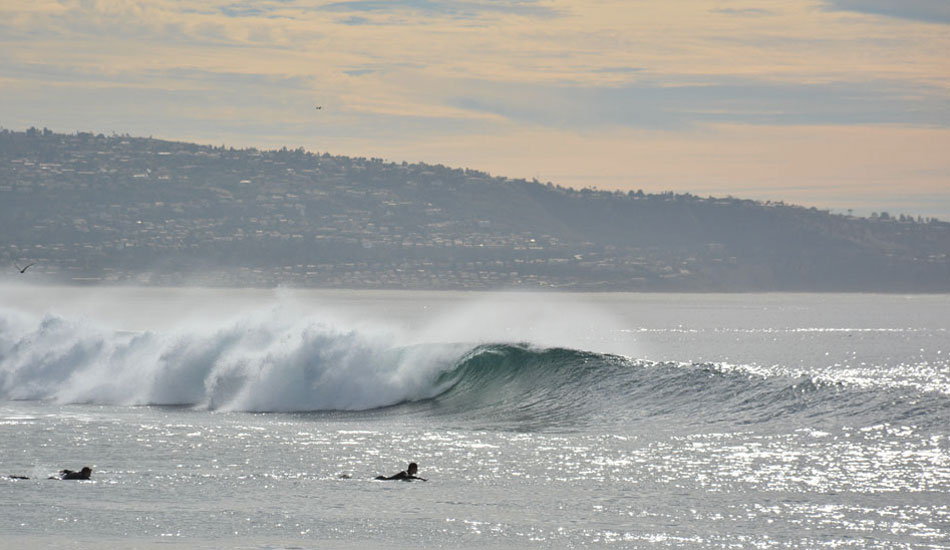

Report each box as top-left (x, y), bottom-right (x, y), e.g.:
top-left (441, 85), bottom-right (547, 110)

top-left (0, 306), bottom-right (467, 411)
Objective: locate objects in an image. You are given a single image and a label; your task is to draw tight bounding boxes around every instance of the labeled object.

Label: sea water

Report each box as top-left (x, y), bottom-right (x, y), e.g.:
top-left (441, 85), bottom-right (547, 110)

top-left (0, 286), bottom-right (948, 549)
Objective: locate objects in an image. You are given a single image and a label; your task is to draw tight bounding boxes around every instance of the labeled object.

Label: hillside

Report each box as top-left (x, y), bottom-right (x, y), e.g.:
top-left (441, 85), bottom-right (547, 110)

top-left (2, 128), bottom-right (949, 291)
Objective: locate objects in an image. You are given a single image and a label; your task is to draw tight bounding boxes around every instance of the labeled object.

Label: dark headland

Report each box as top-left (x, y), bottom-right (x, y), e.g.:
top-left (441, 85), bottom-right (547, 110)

top-left (2, 128), bottom-right (948, 292)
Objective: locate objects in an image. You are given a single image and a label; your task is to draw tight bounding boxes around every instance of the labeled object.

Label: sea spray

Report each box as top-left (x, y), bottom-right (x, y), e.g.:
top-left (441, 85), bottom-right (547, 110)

top-left (0, 308), bottom-right (468, 411)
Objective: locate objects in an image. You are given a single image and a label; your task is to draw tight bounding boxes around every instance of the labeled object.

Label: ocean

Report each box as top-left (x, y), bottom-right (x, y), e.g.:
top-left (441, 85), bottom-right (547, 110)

top-left (1, 286), bottom-right (948, 549)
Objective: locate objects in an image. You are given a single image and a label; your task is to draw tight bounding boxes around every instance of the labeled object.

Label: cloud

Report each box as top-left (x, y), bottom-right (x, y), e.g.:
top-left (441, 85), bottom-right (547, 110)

top-left (589, 67), bottom-right (644, 75)
top-left (711, 8), bottom-right (774, 16)
top-left (339, 15), bottom-right (371, 25)
top-left (344, 68), bottom-right (376, 76)
top-left (445, 76), bottom-right (950, 130)
top-left (0, 59), bottom-right (312, 92)
top-left (823, 0), bottom-right (950, 24)
top-left (319, 0), bottom-right (560, 19)
top-left (219, 3), bottom-right (269, 18)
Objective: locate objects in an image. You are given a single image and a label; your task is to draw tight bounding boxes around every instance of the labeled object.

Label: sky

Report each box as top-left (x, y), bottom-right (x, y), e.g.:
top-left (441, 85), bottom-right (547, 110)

top-left (1, 0), bottom-right (948, 219)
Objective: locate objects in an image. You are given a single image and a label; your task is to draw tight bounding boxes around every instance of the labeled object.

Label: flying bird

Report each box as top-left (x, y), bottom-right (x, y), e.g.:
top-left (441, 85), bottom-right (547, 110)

top-left (15, 262), bottom-right (34, 273)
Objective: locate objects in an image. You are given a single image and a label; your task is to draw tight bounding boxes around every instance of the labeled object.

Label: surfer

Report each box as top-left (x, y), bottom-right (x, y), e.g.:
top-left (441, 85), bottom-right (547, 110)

top-left (51, 466), bottom-right (92, 480)
top-left (6, 475), bottom-right (29, 480)
top-left (375, 462), bottom-right (426, 481)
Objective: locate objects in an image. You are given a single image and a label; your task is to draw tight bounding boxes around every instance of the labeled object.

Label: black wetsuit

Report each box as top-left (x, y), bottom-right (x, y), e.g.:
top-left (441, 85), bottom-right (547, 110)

top-left (57, 469), bottom-right (91, 480)
top-left (375, 471), bottom-right (425, 481)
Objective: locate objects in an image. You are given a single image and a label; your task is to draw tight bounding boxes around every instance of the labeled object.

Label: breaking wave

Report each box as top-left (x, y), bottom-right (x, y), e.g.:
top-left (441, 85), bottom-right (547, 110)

top-left (1, 309), bottom-right (947, 431)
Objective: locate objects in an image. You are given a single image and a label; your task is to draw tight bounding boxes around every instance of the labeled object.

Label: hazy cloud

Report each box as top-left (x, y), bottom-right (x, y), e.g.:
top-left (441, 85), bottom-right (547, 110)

top-left (339, 15), bottom-right (371, 25)
top-left (0, 59), bottom-right (311, 91)
top-left (319, 0), bottom-right (560, 19)
top-left (219, 4), bottom-right (269, 18)
top-left (589, 67), bottom-right (644, 75)
top-left (447, 77), bottom-right (950, 130)
top-left (711, 8), bottom-right (774, 16)
top-left (823, 0), bottom-right (950, 24)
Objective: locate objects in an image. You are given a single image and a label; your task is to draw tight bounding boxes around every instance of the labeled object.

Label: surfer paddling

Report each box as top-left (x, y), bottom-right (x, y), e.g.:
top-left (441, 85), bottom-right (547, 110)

top-left (50, 466), bottom-right (92, 480)
top-left (375, 462), bottom-right (426, 481)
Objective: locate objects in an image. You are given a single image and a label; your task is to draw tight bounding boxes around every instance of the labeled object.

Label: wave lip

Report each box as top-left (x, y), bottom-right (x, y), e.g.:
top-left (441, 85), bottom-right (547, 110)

top-left (423, 343), bottom-right (950, 432)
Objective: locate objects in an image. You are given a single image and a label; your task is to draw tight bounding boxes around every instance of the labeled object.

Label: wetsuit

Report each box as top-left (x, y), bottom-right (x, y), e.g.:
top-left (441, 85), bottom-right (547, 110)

top-left (375, 471), bottom-right (425, 481)
top-left (57, 468), bottom-right (91, 480)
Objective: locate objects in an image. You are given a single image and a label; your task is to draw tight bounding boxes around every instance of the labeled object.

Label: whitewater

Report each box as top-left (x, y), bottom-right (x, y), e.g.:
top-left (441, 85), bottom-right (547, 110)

top-left (1, 286), bottom-right (948, 549)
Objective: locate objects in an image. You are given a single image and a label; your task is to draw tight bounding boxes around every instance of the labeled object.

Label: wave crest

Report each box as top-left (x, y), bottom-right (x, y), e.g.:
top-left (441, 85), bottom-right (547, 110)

top-left (0, 309), bottom-right (465, 411)
top-left (2, 309), bottom-right (947, 430)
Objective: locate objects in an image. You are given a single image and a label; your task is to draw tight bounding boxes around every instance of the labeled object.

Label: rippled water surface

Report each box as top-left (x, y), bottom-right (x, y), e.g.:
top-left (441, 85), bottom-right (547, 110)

top-left (1, 288), bottom-right (948, 549)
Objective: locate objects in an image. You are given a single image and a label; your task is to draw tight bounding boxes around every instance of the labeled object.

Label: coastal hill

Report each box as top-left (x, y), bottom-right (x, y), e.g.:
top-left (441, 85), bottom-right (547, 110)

top-left (2, 127), bottom-right (949, 291)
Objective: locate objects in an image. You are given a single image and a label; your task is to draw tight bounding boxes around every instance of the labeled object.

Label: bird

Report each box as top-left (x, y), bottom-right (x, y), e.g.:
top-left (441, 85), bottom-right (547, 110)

top-left (15, 262), bottom-right (34, 274)
top-left (315, 106), bottom-right (322, 110)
